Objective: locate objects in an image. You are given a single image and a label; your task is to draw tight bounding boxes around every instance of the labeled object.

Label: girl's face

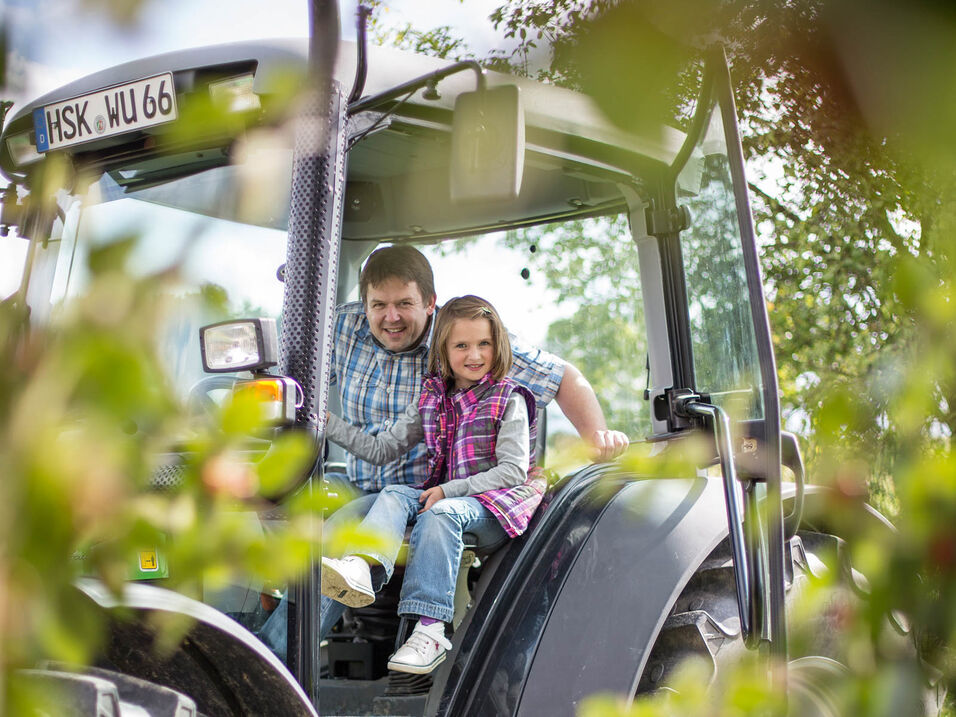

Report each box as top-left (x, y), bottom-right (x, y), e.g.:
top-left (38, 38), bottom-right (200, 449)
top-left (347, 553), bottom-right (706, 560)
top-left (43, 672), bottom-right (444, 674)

top-left (445, 317), bottom-right (495, 390)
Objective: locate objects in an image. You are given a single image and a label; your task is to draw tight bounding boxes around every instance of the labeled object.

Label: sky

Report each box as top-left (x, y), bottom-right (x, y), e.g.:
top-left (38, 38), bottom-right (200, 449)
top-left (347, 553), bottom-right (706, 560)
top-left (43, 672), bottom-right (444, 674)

top-left (2, 0), bottom-right (508, 102)
top-left (0, 0), bottom-right (513, 298)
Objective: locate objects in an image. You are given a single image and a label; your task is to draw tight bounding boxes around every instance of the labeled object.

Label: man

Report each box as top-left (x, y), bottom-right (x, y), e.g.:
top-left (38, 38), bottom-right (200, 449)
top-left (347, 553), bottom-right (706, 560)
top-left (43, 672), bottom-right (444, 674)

top-left (259, 244), bottom-right (628, 658)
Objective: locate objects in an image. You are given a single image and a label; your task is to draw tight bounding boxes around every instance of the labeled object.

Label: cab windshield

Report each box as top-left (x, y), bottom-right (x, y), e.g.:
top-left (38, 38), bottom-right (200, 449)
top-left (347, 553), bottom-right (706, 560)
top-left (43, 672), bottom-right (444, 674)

top-left (52, 152), bottom-right (293, 396)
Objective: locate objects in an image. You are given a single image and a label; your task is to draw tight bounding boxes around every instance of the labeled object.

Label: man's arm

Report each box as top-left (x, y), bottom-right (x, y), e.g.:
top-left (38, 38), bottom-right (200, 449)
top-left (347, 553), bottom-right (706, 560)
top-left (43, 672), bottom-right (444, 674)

top-left (554, 363), bottom-right (629, 461)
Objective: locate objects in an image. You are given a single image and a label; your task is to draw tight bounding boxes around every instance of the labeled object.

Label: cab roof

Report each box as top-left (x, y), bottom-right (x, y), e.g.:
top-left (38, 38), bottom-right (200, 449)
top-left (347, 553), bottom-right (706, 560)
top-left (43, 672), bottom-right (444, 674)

top-left (2, 38), bottom-right (686, 240)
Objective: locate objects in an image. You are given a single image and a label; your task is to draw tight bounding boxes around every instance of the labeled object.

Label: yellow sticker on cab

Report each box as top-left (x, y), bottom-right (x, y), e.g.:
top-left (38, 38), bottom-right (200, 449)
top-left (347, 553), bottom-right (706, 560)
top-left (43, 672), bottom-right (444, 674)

top-left (138, 549), bottom-right (159, 572)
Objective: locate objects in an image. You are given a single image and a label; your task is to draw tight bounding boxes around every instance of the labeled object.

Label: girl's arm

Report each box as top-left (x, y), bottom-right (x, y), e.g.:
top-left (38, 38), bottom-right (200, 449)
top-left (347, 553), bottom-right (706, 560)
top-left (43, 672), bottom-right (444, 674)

top-left (440, 394), bottom-right (529, 498)
top-left (326, 403), bottom-right (424, 465)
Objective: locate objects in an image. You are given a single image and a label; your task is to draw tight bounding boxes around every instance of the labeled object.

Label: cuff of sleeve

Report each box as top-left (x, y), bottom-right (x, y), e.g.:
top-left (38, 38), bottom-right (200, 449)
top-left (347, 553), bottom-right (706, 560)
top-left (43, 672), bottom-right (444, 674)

top-left (542, 362), bottom-right (565, 406)
top-left (440, 479), bottom-right (469, 498)
top-left (325, 413), bottom-right (346, 443)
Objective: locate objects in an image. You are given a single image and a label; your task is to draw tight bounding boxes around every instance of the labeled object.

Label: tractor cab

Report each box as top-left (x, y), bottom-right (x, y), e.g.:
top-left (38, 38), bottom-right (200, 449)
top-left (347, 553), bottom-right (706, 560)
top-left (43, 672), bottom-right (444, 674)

top-left (0, 24), bottom-right (826, 717)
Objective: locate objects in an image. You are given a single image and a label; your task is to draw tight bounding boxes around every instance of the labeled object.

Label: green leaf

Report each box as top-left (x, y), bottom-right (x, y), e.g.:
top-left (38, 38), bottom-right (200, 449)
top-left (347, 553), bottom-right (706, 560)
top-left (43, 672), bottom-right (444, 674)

top-left (256, 431), bottom-right (314, 497)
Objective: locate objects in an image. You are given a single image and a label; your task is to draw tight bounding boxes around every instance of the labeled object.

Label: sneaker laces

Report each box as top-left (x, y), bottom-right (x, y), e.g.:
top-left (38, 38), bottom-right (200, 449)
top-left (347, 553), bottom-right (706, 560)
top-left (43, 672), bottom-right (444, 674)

top-left (407, 627), bottom-right (452, 653)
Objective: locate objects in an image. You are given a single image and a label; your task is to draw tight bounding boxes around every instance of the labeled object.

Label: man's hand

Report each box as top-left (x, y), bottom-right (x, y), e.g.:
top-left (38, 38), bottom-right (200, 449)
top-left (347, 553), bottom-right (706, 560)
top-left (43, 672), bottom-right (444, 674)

top-left (589, 429), bottom-right (629, 462)
top-left (554, 364), bottom-right (629, 461)
top-left (418, 486), bottom-right (446, 513)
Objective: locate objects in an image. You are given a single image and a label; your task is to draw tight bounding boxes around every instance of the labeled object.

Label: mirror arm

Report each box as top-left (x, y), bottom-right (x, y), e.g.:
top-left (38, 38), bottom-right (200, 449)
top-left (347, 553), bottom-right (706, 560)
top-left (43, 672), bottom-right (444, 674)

top-left (347, 4), bottom-right (372, 105)
top-left (348, 60), bottom-right (486, 115)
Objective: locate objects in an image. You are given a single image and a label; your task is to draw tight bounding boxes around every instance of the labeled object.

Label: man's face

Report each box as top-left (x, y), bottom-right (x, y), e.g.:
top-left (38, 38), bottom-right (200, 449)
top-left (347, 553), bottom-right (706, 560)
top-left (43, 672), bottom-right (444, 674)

top-left (365, 278), bottom-right (436, 352)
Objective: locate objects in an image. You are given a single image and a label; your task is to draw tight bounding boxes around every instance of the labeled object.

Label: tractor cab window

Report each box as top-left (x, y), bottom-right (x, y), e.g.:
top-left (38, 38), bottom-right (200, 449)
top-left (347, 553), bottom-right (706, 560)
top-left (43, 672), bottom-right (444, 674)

top-left (50, 154), bottom-right (293, 399)
top-left (676, 97), bottom-right (763, 421)
top-left (418, 214), bottom-right (651, 449)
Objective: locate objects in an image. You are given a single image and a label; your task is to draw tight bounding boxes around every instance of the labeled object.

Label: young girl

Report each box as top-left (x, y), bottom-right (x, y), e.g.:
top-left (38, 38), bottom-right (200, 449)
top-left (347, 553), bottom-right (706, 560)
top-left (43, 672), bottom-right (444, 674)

top-left (322, 295), bottom-right (546, 675)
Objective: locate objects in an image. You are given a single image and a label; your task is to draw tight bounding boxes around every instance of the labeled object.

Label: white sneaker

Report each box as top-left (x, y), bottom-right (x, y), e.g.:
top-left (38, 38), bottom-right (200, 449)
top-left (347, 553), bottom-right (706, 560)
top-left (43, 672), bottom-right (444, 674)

top-left (387, 620), bottom-right (452, 675)
top-left (320, 556), bottom-right (375, 608)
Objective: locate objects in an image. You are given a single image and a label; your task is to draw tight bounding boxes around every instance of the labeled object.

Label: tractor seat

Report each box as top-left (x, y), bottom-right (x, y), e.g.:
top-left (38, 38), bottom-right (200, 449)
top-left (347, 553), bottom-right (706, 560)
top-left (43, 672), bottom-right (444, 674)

top-left (390, 530), bottom-right (486, 652)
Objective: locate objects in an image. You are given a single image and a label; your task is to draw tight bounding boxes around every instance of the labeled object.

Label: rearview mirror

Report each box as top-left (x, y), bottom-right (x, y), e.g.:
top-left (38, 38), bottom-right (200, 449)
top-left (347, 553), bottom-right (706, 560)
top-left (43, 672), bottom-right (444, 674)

top-left (450, 85), bottom-right (525, 202)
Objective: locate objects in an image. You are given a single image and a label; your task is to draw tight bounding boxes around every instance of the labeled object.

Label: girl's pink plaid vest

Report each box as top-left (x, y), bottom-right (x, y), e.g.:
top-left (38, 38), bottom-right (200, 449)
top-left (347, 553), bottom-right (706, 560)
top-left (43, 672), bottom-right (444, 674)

top-left (418, 373), bottom-right (546, 538)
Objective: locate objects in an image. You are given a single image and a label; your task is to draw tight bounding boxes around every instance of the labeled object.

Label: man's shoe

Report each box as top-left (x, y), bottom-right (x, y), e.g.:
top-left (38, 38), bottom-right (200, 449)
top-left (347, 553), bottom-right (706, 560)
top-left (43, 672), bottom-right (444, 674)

top-left (387, 620), bottom-right (452, 675)
top-left (320, 556), bottom-right (375, 608)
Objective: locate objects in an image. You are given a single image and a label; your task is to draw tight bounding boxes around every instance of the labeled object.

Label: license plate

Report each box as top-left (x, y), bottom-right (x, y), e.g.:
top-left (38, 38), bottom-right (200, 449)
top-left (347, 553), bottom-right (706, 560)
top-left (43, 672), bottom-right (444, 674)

top-left (32, 72), bottom-right (178, 153)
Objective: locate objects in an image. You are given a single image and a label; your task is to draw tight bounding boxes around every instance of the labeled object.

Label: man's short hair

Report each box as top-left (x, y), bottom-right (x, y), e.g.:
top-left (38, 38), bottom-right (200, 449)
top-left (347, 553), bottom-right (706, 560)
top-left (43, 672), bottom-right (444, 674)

top-left (360, 245), bottom-right (436, 305)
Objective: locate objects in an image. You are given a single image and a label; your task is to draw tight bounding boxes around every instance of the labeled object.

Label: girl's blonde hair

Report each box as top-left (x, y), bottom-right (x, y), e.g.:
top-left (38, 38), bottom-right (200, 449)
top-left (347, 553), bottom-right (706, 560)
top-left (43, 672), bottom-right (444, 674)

top-left (428, 295), bottom-right (513, 382)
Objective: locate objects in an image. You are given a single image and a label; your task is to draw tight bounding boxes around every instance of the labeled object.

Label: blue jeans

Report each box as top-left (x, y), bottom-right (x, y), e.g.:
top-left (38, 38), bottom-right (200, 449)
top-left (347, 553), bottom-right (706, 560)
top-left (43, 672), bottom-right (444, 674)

top-left (257, 482), bottom-right (508, 659)
top-left (353, 485), bottom-right (508, 623)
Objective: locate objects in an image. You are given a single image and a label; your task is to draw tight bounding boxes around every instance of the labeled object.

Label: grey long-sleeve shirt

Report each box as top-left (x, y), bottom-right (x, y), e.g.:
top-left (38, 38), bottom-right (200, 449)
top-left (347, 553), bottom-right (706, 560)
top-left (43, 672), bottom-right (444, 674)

top-left (325, 395), bottom-right (530, 498)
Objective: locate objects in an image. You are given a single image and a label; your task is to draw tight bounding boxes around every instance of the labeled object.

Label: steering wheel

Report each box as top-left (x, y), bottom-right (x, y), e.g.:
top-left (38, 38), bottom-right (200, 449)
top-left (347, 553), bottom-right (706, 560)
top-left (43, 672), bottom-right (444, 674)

top-left (187, 375), bottom-right (238, 417)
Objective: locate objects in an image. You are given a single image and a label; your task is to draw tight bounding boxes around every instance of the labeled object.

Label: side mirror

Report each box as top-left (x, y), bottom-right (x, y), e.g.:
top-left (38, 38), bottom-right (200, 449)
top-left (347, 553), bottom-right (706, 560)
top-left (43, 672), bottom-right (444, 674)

top-left (450, 85), bottom-right (525, 203)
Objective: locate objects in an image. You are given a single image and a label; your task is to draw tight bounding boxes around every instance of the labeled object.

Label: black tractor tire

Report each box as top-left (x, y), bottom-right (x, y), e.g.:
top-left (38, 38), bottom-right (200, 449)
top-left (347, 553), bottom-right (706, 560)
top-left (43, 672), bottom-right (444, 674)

top-left (633, 531), bottom-right (934, 716)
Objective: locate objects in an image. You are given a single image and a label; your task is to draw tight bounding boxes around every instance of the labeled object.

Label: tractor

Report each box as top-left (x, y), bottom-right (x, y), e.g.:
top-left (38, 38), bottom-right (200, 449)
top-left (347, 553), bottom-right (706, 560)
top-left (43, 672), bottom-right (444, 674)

top-left (0, 4), bottom-right (930, 715)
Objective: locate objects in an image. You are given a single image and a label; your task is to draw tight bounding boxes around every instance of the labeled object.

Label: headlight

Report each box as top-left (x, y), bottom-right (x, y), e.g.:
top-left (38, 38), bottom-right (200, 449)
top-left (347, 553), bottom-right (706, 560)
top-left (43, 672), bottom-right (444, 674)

top-left (199, 318), bottom-right (278, 373)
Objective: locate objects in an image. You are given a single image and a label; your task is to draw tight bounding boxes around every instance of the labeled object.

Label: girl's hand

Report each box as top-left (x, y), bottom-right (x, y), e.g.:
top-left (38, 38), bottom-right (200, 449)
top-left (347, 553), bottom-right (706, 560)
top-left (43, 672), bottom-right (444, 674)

top-left (418, 486), bottom-right (445, 513)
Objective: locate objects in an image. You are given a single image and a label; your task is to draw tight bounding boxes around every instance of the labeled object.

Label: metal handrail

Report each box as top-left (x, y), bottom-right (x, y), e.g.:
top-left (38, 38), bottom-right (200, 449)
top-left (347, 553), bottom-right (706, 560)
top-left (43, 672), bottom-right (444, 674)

top-left (708, 45), bottom-right (788, 677)
top-left (681, 399), bottom-right (761, 647)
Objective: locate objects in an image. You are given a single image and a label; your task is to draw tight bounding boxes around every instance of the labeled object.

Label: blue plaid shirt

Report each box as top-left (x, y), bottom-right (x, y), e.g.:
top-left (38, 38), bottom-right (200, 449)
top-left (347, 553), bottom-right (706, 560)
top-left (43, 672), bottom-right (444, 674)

top-left (330, 302), bottom-right (564, 492)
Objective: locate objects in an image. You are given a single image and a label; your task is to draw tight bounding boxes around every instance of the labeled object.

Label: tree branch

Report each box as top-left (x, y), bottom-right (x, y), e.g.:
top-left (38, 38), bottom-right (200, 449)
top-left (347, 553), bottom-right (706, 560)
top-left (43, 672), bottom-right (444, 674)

top-left (748, 181), bottom-right (802, 224)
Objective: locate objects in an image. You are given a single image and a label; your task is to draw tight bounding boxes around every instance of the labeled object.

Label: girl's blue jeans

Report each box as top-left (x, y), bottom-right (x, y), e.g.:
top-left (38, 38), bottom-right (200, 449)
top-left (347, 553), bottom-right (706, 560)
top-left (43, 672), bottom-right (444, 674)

top-left (354, 484), bottom-right (509, 623)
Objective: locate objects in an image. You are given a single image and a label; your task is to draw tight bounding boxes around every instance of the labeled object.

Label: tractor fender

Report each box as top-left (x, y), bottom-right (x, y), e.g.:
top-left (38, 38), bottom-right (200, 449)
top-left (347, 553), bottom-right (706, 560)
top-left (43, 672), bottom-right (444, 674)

top-left (517, 473), bottom-right (731, 714)
top-left (76, 578), bottom-right (316, 717)
top-left (441, 467), bottom-right (735, 716)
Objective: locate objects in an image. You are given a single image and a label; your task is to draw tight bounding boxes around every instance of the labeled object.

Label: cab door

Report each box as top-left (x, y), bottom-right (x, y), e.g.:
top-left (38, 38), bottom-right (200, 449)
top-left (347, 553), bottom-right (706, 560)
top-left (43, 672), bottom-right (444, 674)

top-left (664, 46), bottom-right (788, 666)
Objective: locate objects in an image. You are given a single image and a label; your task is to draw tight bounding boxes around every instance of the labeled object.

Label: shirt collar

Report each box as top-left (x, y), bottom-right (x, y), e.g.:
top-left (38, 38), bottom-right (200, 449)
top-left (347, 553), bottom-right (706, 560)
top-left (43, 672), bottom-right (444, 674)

top-left (451, 372), bottom-right (496, 403)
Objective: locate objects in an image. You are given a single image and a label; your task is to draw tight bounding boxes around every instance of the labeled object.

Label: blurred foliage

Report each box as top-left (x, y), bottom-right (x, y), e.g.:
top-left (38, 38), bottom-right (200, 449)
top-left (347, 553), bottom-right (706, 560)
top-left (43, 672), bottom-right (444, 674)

top-left (0, 14), bottom-right (339, 709)
top-left (0, 235), bottom-right (325, 713)
top-left (3, 0), bottom-right (954, 713)
top-left (75, 0), bottom-right (148, 27)
top-left (488, 0), bottom-right (956, 514)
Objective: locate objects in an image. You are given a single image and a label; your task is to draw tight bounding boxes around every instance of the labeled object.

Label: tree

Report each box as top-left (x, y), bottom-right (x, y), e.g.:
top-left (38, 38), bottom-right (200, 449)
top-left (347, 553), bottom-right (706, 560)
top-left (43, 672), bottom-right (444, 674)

top-left (486, 0), bottom-right (956, 710)
top-left (365, 0), bottom-right (469, 59)
top-left (500, 216), bottom-right (652, 437)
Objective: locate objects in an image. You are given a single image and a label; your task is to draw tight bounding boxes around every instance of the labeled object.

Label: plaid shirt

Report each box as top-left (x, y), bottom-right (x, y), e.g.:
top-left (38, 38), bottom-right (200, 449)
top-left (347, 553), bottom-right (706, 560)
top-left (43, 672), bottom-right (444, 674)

top-left (331, 302), bottom-right (564, 492)
top-left (419, 374), bottom-right (545, 537)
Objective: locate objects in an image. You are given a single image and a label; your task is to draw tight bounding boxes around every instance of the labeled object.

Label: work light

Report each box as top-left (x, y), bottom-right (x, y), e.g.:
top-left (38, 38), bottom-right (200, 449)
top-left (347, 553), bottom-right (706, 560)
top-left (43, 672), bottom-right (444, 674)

top-left (199, 318), bottom-right (278, 373)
